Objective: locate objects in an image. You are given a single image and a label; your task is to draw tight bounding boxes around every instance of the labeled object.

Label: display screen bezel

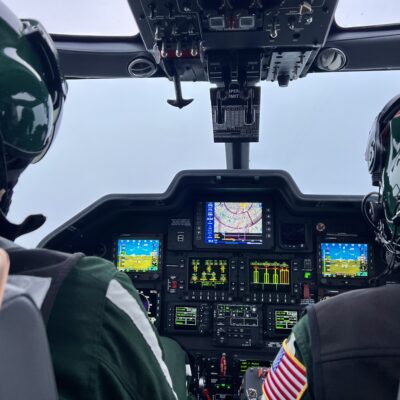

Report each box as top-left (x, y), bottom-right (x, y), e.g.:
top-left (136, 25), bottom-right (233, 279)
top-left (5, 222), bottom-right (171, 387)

top-left (273, 309), bottom-right (299, 334)
top-left (194, 201), bottom-right (274, 250)
top-left (173, 305), bottom-right (198, 331)
top-left (279, 222), bottom-right (307, 249)
top-left (267, 306), bottom-right (301, 337)
top-left (318, 237), bottom-right (372, 284)
top-left (113, 234), bottom-right (163, 279)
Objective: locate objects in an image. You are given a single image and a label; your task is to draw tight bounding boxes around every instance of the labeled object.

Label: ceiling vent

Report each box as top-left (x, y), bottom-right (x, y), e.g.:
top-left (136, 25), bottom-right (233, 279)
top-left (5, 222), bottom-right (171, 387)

top-left (316, 48), bottom-right (347, 72)
top-left (128, 57), bottom-right (157, 78)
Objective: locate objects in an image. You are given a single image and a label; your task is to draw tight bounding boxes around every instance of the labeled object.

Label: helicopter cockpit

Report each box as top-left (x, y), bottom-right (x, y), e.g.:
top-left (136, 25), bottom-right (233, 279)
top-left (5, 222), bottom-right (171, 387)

top-left (3, 1), bottom-right (400, 399)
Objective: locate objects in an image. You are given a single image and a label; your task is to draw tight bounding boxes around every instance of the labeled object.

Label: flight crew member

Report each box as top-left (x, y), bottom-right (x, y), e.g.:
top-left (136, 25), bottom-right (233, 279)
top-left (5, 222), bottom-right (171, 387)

top-left (260, 96), bottom-right (400, 400)
top-left (0, 3), bottom-right (191, 399)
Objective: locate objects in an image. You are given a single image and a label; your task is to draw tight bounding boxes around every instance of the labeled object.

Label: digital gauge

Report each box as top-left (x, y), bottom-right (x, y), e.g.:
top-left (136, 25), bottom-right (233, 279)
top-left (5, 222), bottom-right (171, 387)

top-left (138, 289), bottom-right (160, 326)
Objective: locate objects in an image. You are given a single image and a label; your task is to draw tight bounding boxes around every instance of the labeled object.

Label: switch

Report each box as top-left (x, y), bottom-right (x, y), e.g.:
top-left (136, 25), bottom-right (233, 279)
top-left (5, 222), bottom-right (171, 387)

top-left (299, 2), bottom-right (312, 15)
top-left (220, 353), bottom-right (227, 377)
top-left (303, 283), bottom-right (310, 299)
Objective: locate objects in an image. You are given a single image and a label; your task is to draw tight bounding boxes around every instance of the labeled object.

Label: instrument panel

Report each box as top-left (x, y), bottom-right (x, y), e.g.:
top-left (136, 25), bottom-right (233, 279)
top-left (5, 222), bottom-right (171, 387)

top-left (40, 170), bottom-right (384, 400)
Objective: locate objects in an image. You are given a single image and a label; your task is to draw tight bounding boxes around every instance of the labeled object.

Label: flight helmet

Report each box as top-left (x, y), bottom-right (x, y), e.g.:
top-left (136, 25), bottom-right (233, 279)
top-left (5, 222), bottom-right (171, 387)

top-left (0, 2), bottom-right (66, 213)
top-left (365, 94), bottom-right (400, 265)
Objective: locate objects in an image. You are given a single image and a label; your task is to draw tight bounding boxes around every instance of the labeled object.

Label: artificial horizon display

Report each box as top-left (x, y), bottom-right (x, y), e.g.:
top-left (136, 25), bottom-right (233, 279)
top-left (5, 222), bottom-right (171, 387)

top-left (116, 238), bottom-right (160, 273)
top-left (205, 202), bottom-right (263, 246)
top-left (321, 242), bottom-right (368, 278)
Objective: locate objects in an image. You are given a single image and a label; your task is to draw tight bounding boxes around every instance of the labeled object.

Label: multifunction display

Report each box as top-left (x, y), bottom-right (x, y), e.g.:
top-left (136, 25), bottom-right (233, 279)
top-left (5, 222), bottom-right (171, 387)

top-left (189, 258), bottom-right (229, 290)
top-left (116, 238), bottom-right (160, 273)
top-left (321, 242), bottom-right (368, 279)
top-left (249, 260), bottom-right (291, 292)
top-left (174, 306), bottom-right (198, 330)
top-left (205, 202), bottom-right (263, 246)
top-left (238, 360), bottom-right (272, 376)
top-left (274, 309), bottom-right (298, 334)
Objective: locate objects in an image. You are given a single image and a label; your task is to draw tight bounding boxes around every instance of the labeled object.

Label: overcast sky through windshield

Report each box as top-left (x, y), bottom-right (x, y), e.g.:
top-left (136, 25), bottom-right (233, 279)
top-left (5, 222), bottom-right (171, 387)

top-left (3, 1), bottom-right (400, 248)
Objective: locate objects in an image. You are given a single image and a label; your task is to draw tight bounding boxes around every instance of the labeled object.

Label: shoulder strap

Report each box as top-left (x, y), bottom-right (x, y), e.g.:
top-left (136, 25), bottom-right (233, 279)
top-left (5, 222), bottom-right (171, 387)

top-left (306, 304), bottom-right (324, 400)
top-left (7, 248), bottom-right (84, 324)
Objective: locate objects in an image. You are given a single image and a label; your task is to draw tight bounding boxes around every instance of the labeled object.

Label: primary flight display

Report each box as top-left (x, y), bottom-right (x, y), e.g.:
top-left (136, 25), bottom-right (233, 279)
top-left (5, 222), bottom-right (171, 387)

top-left (116, 238), bottom-right (160, 273)
top-left (321, 242), bottom-right (368, 278)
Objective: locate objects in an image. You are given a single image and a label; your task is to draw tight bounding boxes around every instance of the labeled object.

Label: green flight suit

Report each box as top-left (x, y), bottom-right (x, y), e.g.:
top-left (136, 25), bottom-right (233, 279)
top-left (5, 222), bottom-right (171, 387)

top-left (46, 256), bottom-right (190, 400)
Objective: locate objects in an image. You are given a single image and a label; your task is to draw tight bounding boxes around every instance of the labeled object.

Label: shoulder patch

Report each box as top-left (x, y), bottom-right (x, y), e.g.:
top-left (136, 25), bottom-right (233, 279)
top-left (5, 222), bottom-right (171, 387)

top-left (263, 339), bottom-right (308, 400)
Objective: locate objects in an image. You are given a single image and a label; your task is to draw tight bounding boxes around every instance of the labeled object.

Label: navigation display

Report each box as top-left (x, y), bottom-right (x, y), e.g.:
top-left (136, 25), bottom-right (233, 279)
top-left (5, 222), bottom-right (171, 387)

top-left (249, 260), bottom-right (291, 292)
top-left (189, 258), bottom-right (229, 290)
top-left (116, 238), bottom-right (160, 273)
top-left (174, 306), bottom-right (198, 330)
top-left (321, 242), bottom-right (368, 278)
top-left (205, 202), bottom-right (263, 246)
top-left (274, 309), bottom-right (299, 334)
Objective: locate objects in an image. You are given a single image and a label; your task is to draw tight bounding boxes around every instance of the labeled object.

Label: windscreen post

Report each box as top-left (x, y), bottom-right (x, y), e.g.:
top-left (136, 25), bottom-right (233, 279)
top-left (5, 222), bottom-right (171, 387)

top-left (225, 142), bottom-right (250, 169)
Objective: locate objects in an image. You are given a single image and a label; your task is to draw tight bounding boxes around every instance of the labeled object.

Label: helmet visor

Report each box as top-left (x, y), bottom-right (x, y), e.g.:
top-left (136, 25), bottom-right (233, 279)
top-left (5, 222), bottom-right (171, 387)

top-left (0, 19), bottom-right (67, 163)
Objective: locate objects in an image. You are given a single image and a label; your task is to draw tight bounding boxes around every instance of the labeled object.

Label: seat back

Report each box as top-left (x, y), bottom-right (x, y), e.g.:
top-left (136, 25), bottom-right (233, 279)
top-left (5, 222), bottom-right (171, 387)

top-left (0, 284), bottom-right (58, 400)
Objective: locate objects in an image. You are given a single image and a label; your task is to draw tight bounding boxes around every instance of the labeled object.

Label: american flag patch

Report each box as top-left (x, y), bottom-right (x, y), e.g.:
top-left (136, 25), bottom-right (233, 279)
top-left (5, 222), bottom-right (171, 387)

top-left (262, 339), bottom-right (308, 400)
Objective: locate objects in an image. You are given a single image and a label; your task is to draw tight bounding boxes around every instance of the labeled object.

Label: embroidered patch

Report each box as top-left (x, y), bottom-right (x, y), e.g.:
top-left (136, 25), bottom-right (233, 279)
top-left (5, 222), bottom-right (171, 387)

top-left (263, 339), bottom-right (308, 400)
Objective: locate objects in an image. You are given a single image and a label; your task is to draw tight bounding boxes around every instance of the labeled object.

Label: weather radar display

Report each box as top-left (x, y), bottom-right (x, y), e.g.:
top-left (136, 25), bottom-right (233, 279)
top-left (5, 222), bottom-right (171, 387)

top-left (116, 238), bottom-right (160, 273)
top-left (321, 242), bottom-right (368, 278)
top-left (205, 202), bottom-right (263, 245)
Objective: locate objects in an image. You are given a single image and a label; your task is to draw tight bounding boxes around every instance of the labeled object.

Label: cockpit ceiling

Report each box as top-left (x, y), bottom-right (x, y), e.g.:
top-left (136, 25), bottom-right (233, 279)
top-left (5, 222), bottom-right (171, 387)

top-left (2, 0), bottom-right (140, 37)
top-left (6, 0), bottom-right (400, 36)
top-left (5, 0), bottom-right (400, 80)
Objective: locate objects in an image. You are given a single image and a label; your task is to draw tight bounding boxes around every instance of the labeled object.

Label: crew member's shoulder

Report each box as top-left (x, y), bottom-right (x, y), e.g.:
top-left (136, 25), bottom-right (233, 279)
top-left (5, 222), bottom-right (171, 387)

top-left (313, 284), bottom-right (400, 312)
top-left (72, 255), bottom-right (122, 285)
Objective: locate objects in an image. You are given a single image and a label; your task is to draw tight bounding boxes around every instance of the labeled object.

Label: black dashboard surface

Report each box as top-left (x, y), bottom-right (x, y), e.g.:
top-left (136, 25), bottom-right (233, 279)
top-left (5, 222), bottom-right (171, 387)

top-left (40, 170), bottom-right (385, 399)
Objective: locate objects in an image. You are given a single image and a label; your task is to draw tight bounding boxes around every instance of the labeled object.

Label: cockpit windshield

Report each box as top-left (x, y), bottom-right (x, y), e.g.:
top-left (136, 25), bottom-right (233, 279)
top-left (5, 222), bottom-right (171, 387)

top-left (4, 0), bottom-right (400, 247)
top-left (9, 71), bottom-right (400, 247)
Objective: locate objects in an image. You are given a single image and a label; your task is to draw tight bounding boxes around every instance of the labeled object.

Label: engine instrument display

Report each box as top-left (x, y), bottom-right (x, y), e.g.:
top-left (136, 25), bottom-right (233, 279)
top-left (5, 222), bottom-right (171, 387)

top-left (174, 306), bottom-right (198, 330)
top-left (189, 258), bottom-right (229, 290)
top-left (320, 242), bottom-right (368, 278)
top-left (205, 202), bottom-right (263, 246)
top-left (116, 238), bottom-right (160, 273)
top-left (274, 309), bottom-right (299, 334)
top-left (249, 260), bottom-right (291, 292)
